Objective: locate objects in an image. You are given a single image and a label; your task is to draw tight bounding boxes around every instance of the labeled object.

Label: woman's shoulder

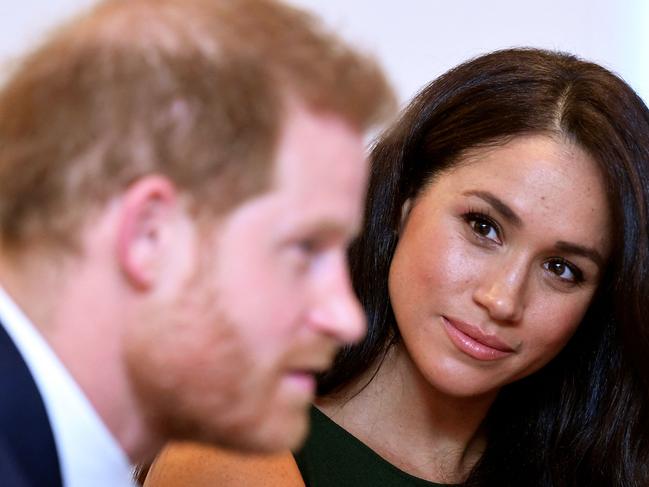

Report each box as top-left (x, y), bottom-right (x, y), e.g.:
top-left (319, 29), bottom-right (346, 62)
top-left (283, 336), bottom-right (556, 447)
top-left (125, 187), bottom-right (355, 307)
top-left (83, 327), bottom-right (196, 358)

top-left (142, 442), bottom-right (304, 487)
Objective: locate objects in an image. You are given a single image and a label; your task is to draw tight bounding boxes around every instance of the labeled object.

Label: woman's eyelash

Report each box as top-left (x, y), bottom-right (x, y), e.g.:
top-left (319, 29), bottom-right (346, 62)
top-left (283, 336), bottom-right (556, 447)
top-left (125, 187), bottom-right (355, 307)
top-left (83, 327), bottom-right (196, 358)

top-left (544, 258), bottom-right (585, 285)
top-left (460, 209), bottom-right (588, 287)
top-left (462, 209), bottom-right (502, 242)
top-left (464, 207), bottom-right (496, 223)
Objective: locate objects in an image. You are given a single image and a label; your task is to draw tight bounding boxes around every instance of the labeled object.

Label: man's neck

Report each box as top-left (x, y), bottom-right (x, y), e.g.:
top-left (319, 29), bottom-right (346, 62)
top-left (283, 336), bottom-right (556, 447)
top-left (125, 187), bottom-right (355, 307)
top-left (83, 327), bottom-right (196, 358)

top-left (0, 250), bottom-right (158, 462)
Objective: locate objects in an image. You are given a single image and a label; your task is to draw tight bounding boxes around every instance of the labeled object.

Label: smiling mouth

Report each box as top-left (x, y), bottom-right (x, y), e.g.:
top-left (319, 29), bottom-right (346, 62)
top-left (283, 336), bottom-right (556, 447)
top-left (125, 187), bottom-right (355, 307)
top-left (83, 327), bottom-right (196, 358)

top-left (442, 316), bottom-right (515, 361)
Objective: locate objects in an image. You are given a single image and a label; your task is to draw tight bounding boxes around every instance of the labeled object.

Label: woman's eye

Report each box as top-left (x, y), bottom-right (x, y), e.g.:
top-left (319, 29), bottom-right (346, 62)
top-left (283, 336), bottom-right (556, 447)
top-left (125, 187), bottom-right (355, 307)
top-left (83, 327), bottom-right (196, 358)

top-left (465, 213), bottom-right (501, 243)
top-left (543, 259), bottom-right (583, 284)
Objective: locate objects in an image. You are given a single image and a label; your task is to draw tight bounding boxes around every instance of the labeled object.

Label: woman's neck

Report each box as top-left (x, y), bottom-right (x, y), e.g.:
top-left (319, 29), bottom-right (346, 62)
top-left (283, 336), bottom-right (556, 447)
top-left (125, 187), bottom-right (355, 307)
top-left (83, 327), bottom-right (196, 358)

top-left (317, 343), bottom-right (498, 484)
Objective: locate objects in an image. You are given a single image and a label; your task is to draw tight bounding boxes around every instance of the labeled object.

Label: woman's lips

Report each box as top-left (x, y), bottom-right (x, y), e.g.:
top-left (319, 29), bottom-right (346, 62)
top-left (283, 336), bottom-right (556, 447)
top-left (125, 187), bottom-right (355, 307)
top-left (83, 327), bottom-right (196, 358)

top-left (442, 316), bottom-right (515, 361)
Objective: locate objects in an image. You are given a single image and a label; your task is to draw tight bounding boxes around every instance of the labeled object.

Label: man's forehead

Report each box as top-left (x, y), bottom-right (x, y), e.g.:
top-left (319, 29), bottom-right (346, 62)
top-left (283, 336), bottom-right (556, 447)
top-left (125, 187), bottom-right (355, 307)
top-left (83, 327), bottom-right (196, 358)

top-left (271, 104), bottom-right (366, 186)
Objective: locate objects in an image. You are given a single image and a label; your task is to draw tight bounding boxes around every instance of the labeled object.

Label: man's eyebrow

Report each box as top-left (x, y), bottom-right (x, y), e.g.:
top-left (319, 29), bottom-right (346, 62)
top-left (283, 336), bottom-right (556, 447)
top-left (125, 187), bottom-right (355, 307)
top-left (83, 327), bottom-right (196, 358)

top-left (554, 241), bottom-right (605, 269)
top-left (463, 190), bottom-right (523, 228)
top-left (296, 219), bottom-right (360, 241)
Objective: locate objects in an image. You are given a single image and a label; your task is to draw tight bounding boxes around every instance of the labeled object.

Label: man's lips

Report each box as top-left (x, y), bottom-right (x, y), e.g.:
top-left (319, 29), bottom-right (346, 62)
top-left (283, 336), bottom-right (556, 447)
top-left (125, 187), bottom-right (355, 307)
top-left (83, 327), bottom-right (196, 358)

top-left (285, 357), bottom-right (335, 392)
top-left (284, 370), bottom-right (317, 393)
top-left (442, 316), bottom-right (515, 361)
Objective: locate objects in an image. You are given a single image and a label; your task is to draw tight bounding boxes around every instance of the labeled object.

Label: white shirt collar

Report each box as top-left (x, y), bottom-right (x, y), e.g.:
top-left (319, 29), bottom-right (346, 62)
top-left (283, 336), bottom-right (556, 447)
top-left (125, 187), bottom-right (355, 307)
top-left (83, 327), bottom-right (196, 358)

top-left (0, 284), bottom-right (136, 487)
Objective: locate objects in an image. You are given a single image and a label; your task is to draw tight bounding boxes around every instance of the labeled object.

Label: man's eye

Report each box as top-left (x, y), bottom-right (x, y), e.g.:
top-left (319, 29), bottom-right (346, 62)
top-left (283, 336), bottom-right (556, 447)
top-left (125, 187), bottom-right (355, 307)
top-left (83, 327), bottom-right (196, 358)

top-left (297, 239), bottom-right (318, 255)
top-left (464, 212), bottom-right (501, 244)
top-left (543, 259), bottom-right (584, 284)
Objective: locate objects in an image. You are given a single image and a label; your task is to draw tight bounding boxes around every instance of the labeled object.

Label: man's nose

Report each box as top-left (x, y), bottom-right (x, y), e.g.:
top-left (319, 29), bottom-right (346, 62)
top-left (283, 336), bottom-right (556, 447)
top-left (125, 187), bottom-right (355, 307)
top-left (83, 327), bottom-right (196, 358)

top-left (308, 259), bottom-right (366, 344)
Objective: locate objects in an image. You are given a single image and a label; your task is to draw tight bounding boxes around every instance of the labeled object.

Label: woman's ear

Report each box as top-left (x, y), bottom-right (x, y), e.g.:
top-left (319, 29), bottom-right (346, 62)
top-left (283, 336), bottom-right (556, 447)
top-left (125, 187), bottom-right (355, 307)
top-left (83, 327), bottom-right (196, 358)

top-left (115, 175), bottom-right (181, 290)
top-left (398, 198), bottom-right (413, 235)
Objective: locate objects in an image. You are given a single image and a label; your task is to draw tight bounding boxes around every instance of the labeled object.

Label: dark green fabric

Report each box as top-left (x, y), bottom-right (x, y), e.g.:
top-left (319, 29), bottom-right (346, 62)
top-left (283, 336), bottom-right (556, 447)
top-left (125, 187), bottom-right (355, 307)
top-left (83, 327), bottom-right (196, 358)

top-left (294, 406), bottom-right (452, 486)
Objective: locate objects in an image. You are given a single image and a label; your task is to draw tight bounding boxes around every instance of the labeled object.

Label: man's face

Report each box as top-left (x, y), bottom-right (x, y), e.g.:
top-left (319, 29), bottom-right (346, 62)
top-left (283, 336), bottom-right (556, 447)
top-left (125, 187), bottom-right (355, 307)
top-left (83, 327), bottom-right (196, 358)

top-left (127, 104), bottom-right (368, 452)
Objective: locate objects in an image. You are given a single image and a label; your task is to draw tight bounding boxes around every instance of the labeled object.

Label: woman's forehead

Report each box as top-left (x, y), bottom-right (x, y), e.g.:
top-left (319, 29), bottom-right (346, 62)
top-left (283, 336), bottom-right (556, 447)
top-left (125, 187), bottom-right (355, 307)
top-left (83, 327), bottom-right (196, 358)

top-left (412, 134), bottom-right (612, 254)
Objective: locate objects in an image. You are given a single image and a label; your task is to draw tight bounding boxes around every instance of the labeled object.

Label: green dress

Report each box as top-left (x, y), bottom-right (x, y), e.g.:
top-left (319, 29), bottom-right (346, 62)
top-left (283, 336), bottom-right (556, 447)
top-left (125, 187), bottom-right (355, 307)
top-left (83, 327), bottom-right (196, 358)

top-left (294, 407), bottom-right (452, 486)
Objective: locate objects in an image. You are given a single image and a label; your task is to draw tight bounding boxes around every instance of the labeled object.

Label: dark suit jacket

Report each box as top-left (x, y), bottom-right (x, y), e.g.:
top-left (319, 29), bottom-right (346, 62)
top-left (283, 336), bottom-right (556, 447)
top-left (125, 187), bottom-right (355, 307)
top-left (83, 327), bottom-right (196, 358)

top-left (0, 322), bottom-right (63, 486)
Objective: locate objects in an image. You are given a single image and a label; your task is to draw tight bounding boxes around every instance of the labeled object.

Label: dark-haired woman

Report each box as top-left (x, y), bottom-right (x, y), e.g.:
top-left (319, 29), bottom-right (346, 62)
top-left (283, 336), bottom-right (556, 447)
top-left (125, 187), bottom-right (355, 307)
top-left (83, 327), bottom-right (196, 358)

top-left (142, 48), bottom-right (649, 486)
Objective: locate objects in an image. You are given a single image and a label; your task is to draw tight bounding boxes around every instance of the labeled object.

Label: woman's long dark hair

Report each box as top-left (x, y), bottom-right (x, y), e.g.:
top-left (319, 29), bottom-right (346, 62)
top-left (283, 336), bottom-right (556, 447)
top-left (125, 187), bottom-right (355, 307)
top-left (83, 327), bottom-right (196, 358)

top-left (319, 48), bottom-right (649, 486)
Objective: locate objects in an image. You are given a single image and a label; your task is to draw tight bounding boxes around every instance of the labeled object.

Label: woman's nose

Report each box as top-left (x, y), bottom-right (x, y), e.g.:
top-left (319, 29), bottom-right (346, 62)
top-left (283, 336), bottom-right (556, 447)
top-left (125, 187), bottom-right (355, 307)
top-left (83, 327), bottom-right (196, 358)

top-left (472, 258), bottom-right (527, 323)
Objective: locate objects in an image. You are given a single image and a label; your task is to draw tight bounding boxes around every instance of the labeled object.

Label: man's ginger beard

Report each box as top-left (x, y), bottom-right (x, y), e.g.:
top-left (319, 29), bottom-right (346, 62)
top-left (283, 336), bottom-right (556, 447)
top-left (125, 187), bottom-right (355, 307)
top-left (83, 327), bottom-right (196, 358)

top-left (123, 238), bottom-right (263, 448)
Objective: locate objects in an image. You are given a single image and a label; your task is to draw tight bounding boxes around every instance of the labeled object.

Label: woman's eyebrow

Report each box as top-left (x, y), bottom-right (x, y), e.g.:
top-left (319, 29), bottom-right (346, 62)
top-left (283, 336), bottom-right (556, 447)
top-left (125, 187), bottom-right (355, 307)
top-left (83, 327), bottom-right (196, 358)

top-left (463, 190), bottom-right (523, 228)
top-left (463, 190), bottom-right (605, 270)
top-left (554, 241), bottom-right (605, 269)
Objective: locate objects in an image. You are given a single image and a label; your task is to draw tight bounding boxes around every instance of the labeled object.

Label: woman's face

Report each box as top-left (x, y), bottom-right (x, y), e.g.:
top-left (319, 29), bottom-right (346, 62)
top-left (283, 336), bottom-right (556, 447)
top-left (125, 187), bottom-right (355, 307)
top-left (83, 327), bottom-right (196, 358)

top-left (388, 135), bottom-right (611, 398)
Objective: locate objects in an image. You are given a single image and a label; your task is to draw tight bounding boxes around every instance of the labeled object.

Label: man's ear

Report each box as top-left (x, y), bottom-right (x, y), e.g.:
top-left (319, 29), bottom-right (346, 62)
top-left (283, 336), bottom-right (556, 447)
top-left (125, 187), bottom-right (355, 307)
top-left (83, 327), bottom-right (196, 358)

top-left (116, 175), bottom-right (182, 290)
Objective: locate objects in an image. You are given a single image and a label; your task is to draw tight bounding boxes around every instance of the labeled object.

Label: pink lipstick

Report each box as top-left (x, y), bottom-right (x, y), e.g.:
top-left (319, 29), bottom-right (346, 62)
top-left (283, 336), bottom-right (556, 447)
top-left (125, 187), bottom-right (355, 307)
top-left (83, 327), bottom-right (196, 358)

top-left (442, 316), bottom-right (515, 361)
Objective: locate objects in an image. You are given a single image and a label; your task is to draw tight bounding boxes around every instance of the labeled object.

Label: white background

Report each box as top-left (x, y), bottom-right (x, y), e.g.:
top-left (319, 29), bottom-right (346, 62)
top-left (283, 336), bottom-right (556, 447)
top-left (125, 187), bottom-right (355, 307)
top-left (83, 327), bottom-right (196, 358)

top-left (1, 1), bottom-right (647, 105)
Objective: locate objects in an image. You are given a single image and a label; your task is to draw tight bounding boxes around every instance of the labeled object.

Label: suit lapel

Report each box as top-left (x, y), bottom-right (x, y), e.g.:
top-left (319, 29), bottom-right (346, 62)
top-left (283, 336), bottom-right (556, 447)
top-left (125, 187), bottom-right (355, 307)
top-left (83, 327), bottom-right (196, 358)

top-left (0, 322), bottom-right (63, 486)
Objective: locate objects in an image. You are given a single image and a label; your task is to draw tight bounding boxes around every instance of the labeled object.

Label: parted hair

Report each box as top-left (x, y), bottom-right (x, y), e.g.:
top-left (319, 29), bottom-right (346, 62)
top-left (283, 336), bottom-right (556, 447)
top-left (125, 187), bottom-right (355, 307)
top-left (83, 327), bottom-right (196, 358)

top-left (0, 0), bottom-right (394, 250)
top-left (320, 48), bottom-right (649, 486)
